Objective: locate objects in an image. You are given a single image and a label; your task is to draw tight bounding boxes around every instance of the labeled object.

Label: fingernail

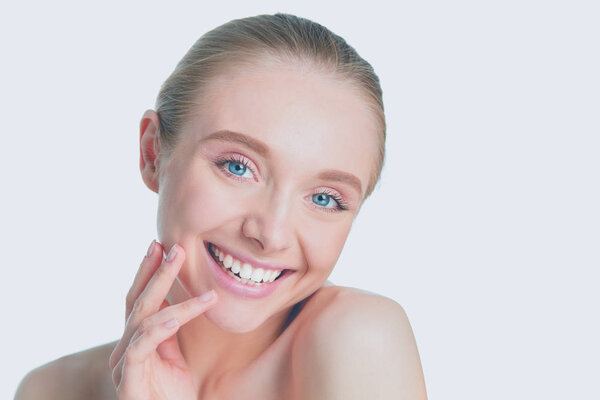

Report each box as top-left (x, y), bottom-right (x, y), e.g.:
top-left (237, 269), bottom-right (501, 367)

top-left (196, 290), bottom-right (215, 303)
top-left (146, 240), bottom-right (155, 258)
top-left (166, 244), bottom-right (178, 262)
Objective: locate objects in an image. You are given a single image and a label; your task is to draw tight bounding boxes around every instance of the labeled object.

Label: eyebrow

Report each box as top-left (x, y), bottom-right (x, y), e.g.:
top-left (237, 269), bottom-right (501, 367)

top-left (199, 129), bottom-right (270, 157)
top-left (200, 129), bottom-right (363, 197)
top-left (316, 170), bottom-right (363, 198)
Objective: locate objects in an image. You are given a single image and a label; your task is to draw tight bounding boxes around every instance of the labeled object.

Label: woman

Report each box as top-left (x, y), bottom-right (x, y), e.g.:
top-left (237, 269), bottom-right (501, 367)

top-left (16, 13), bottom-right (427, 399)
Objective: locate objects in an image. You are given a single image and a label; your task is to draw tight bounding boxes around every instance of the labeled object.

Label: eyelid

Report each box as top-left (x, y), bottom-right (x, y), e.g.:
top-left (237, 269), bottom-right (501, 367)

top-left (311, 188), bottom-right (349, 212)
top-left (214, 153), bottom-right (259, 182)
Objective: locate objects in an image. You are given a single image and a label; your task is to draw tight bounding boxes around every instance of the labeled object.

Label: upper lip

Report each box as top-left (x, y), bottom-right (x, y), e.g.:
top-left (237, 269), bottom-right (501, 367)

top-left (206, 241), bottom-right (294, 272)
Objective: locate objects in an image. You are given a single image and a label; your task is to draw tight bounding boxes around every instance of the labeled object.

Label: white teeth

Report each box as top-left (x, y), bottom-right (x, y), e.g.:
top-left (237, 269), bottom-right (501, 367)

top-left (224, 254), bottom-right (233, 269)
top-left (240, 263), bottom-right (253, 279)
top-left (251, 268), bottom-right (265, 283)
top-left (229, 271), bottom-right (241, 281)
top-left (231, 260), bottom-right (241, 274)
top-left (262, 269), bottom-right (272, 282)
top-left (211, 243), bottom-right (286, 285)
top-left (270, 270), bottom-right (282, 281)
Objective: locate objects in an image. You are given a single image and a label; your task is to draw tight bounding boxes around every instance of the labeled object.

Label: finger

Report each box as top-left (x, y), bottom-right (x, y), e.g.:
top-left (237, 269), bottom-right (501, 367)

top-left (129, 290), bottom-right (217, 345)
top-left (109, 299), bottom-right (169, 370)
top-left (110, 246), bottom-right (183, 370)
top-left (111, 301), bottom-right (169, 388)
top-left (112, 303), bottom-right (168, 386)
top-left (111, 302), bottom-right (171, 387)
top-left (125, 317), bottom-right (180, 366)
top-left (127, 291), bottom-right (217, 368)
top-left (112, 293), bottom-right (217, 387)
top-left (131, 244), bottom-right (184, 320)
top-left (110, 236), bottom-right (164, 371)
top-left (112, 355), bottom-right (124, 388)
top-left (125, 240), bottom-right (164, 319)
top-left (156, 293), bottom-right (218, 367)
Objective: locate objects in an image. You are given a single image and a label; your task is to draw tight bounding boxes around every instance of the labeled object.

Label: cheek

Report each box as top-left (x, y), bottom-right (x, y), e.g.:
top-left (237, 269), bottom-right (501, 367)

top-left (302, 219), bottom-right (353, 276)
top-left (157, 170), bottom-right (235, 241)
top-left (157, 167), bottom-right (260, 243)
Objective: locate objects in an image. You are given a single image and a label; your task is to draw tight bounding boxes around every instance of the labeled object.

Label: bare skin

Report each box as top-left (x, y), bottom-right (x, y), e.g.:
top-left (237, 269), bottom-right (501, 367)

top-left (15, 58), bottom-right (427, 399)
top-left (14, 279), bottom-right (405, 400)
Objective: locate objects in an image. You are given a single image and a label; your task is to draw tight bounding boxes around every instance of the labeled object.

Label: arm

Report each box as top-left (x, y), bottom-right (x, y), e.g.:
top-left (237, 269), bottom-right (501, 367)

top-left (293, 292), bottom-right (427, 400)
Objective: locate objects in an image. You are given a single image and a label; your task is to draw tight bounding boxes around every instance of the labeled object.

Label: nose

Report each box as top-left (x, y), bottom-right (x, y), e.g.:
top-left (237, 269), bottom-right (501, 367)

top-left (241, 189), bottom-right (294, 254)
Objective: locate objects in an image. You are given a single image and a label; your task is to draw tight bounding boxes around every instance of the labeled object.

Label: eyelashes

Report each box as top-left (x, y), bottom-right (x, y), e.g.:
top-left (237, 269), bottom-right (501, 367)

top-left (213, 154), bottom-right (349, 213)
top-left (214, 154), bottom-right (258, 182)
top-left (312, 189), bottom-right (349, 212)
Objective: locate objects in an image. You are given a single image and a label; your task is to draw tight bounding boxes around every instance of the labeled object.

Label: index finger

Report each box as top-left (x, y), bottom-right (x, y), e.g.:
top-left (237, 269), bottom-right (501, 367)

top-left (125, 240), bottom-right (164, 320)
top-left (129, 244), bottom-right (185, 321)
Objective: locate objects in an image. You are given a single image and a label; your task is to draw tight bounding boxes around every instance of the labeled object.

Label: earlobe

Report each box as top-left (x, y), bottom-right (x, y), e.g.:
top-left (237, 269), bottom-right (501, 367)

top-left (139, 109), bottom-right (162, 193)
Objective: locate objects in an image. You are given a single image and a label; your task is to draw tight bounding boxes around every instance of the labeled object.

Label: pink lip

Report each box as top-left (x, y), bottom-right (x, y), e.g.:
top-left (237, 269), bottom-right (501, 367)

top-left (203, 241), bottom-right (294, 299)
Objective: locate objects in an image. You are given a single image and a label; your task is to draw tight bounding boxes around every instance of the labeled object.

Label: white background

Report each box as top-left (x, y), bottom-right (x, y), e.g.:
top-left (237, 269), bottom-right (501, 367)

top-left (2, 1), bottom-right (598, 399)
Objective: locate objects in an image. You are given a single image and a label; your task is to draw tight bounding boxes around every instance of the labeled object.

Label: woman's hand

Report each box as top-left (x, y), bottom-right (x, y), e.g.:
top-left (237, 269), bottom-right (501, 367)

top-left (108, 241), bottom-right (218, 400)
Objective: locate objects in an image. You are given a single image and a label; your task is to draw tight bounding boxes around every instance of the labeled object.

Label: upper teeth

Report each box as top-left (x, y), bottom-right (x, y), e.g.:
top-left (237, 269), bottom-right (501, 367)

top-left (211, 244), bottom-right (283, 283)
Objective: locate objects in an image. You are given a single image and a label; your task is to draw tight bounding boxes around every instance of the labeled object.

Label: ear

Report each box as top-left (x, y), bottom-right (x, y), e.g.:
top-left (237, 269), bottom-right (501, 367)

top-left (139, 109), bottom-right (162, 193)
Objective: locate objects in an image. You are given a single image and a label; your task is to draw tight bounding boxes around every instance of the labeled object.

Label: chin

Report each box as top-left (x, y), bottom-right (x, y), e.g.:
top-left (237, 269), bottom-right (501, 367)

top-left (204, 304), bottom-right (268, 333)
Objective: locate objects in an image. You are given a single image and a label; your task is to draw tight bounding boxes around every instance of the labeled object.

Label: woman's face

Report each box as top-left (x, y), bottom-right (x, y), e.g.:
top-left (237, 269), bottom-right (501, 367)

top-left (151, 60), bottom-right (379, 333)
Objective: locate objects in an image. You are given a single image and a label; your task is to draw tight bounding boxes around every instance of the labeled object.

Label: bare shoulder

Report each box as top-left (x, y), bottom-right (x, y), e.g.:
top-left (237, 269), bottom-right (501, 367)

top-left (14, 341), bottom-right (118, 400)
top-left (296, 285), bottom-right (415, 341)
top-left (292, 286), bottom-right (427, 400)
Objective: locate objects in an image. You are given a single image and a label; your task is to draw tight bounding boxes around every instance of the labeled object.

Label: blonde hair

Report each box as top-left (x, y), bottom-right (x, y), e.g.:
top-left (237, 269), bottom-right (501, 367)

top-left (156, 13), bottom-right (385, 199)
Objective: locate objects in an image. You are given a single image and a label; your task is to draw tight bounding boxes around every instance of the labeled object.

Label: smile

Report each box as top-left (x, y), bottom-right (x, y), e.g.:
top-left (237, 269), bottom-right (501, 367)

top-left (208, 243), bottom-right (288, 286)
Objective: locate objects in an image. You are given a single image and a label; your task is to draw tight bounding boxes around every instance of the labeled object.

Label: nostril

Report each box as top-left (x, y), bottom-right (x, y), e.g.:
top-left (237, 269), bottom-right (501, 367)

top-left (252, 238), bottom-right (264, 251)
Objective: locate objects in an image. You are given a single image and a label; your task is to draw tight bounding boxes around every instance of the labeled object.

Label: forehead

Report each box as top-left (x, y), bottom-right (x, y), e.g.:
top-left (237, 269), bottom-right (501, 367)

top-left (183, 61), bottom-right (379, 197)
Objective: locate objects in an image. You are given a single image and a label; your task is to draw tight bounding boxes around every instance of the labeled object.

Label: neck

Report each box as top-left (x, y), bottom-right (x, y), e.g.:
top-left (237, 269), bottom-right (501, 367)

top-left (166, 282), bottom-right (298, 397)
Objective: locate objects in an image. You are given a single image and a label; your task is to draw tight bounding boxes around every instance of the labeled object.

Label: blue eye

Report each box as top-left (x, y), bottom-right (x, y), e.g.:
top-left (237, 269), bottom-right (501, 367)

top-left (215, 155), bottom-right (348, 213)
top-left (214, 155), bottom-right (256, 180)
top-left (228, 162), bottom-right (247, 176)
top-left (310, 189), bottom-right (349, 213)
top-left (312, 193), bottom-right (332, 207)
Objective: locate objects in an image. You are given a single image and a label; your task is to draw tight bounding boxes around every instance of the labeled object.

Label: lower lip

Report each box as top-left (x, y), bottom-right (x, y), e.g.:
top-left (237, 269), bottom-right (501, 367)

top-left (203, 241), bottom-right (293, 299)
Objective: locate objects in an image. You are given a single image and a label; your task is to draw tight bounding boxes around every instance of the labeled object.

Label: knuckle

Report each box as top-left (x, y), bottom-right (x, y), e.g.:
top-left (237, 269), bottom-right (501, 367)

top-left (143, 324), bottom-right (159, 342)
top-left (138, 317), bottom-right (154, 334)
top-left (155, 263), bottom-right (171, 280)
top-left (133, 298), bottom-right (151, 315)
top-left (181, 299), bottom-right (196, 313)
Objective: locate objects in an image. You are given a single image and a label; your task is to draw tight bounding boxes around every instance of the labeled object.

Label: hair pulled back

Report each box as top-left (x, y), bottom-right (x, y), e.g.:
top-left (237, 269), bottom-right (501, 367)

top-left (156, 13), bottom-right (385, 199)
